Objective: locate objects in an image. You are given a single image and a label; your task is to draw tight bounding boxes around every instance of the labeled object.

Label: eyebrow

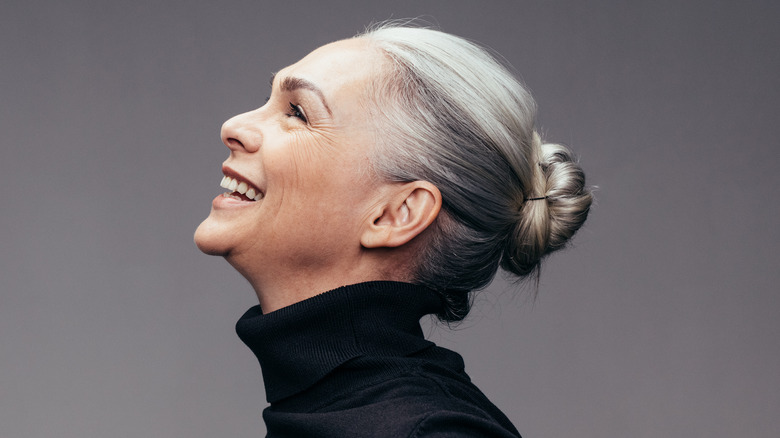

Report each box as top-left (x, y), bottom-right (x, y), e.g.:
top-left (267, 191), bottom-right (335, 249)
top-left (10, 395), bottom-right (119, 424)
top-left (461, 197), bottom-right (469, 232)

top-left (270, 73), bottom-right (332, 116)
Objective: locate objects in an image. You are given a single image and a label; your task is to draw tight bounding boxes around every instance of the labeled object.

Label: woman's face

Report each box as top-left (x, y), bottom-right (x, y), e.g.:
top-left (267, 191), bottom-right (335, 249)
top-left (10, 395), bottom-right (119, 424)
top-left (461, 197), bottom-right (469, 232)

top-left (194, 38), bottom-right (388, 283)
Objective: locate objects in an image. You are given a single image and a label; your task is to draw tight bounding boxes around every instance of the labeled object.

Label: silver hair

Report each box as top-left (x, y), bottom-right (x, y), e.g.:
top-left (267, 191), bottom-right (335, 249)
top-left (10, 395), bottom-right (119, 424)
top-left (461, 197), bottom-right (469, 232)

top-left (358, 24), bottom-right (593, 321)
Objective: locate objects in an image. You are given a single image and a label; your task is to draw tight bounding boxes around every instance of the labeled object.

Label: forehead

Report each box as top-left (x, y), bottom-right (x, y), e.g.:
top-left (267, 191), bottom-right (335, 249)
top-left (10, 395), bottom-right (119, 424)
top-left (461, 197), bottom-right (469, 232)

top-left (276, 38), bottom-right (385, 97)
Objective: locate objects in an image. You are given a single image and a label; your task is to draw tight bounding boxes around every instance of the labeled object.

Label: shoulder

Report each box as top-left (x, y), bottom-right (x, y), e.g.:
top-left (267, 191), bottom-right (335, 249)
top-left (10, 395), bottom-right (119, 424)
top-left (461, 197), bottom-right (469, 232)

top-left (404, 372), bottom-right (522, 437)
top-left (348, 370), bottom-right (521, 437)
top-left (343, 356), bottom-right (522, 437)
top-left (410, 410), bottom-right (522, 437)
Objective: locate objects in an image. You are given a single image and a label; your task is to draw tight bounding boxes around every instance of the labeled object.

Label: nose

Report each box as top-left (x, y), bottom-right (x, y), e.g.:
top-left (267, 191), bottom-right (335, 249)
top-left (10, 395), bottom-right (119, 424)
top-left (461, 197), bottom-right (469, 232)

top-left (220, 110), bottom-right (263, 153)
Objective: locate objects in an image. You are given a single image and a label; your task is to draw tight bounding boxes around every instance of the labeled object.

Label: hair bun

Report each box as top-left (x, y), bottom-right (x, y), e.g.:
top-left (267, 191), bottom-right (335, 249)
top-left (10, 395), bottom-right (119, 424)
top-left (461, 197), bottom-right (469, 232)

top-left (501, 139), bottom-right (593, 277)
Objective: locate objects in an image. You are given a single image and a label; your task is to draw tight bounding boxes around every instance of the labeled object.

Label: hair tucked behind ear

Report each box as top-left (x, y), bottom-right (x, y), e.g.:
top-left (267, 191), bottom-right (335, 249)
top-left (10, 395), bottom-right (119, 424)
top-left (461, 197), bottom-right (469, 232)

top-left (358, 23), bottom-right (592, 322)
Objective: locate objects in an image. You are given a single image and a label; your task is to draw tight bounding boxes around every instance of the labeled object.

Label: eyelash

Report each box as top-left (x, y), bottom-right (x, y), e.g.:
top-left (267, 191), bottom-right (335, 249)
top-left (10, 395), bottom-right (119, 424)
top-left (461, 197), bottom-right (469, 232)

top-left (286, 102), bottom-right (307, 123)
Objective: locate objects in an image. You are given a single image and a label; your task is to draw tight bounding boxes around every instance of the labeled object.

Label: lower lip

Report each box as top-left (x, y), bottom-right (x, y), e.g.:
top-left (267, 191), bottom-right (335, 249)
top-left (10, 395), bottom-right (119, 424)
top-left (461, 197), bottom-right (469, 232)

top-left (212, 193), bottom-right (257, 209)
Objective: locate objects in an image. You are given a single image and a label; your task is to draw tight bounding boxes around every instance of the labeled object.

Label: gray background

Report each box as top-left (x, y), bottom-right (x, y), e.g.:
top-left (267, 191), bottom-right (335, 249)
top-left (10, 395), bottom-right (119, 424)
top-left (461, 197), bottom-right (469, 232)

top-left (2, 0), bottom-right (778, 437)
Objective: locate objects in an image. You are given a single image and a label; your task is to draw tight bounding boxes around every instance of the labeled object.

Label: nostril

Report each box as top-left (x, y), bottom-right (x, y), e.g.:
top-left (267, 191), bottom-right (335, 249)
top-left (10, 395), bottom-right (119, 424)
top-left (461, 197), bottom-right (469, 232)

top-left (225, 137), bottom-right (245, 150)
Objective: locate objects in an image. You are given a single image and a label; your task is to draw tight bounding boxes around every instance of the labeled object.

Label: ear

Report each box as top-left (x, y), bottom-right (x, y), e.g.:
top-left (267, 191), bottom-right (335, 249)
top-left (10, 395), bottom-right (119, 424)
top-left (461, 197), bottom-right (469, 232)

top-left (361, 181), bottom-right (442, 249)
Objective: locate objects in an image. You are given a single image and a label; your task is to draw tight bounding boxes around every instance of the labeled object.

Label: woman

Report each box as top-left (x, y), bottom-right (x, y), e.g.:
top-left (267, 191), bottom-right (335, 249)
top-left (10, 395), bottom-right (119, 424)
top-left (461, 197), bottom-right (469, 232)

top-left (195, 23), bottom-right (591, 437)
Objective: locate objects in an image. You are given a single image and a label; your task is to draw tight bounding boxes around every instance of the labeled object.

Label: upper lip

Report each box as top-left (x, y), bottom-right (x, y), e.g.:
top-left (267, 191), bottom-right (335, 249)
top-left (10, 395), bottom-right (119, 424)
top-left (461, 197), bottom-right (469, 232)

top-left (221, 165), bottom-right (264, 195)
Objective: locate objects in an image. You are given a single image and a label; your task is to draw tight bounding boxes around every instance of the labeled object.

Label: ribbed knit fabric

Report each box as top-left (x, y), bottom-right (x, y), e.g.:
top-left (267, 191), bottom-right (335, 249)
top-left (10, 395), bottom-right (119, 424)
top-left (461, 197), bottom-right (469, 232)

top-left (236, 281), bottom-right (521, 437)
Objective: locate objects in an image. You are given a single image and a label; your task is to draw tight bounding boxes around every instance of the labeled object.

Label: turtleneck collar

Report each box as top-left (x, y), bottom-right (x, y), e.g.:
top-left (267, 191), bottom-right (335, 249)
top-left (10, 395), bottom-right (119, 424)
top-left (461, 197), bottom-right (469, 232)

top-left (235, 281), bottom-right (444, 403)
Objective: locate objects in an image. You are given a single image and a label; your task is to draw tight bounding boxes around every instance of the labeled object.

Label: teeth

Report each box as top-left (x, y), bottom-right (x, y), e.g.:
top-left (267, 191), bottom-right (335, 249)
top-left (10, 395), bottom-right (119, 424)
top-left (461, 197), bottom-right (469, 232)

top-left (220, 174), bottom-right (263, 201)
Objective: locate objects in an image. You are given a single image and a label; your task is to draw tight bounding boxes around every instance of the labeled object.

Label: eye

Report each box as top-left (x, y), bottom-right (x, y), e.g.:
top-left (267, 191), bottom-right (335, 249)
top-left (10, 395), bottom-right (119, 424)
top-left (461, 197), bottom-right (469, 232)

top-left (287, 102), bottom-right (308, 123)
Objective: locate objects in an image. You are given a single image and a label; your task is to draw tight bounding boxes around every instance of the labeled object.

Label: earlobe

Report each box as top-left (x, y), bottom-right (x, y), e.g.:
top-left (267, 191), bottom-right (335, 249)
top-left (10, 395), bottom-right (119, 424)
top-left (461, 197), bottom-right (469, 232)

top-left (361, 181), bottom-right (442, 249)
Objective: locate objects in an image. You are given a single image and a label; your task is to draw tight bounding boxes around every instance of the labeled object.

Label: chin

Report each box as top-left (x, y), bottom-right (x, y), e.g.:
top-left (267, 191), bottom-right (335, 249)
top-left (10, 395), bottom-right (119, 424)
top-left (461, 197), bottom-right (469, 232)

top-left (194, 217), bottom-right (231, 256)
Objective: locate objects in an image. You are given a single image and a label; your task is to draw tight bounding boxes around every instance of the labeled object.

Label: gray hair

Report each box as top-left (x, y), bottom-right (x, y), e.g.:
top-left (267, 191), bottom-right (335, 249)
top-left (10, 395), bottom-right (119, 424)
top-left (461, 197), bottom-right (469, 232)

top-left (358, 24), bottom-right (592, 321)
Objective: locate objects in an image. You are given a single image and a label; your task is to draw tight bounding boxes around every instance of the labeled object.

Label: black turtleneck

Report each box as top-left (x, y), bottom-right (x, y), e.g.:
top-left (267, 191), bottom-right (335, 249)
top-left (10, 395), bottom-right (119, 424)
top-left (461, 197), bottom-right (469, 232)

top-left (236, 281), bottom-right (521, 437)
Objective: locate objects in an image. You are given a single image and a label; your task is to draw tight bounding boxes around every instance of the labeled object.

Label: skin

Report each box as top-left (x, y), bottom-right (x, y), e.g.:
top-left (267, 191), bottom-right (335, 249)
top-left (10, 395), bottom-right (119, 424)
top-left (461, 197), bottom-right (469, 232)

top-left (194, 38), bottom-right (442, 313)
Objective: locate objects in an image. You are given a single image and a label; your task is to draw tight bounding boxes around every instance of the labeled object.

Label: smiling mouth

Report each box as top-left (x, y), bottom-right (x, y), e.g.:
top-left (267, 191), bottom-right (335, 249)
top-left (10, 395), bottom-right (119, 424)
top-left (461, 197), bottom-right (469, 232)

top-left (220, 175), bottom-right (264, 201)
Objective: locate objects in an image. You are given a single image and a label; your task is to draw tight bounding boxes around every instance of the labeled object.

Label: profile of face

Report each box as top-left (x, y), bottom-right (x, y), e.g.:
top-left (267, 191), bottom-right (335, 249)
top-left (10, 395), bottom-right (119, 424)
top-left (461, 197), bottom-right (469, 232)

top-left (195, 38), bottom-right (429, 307)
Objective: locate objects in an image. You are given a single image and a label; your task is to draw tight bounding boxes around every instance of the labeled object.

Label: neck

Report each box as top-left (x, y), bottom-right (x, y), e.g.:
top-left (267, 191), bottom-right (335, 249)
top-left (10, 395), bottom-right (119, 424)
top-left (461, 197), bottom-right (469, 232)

top-left (226, 250), bottom-right (408, 314)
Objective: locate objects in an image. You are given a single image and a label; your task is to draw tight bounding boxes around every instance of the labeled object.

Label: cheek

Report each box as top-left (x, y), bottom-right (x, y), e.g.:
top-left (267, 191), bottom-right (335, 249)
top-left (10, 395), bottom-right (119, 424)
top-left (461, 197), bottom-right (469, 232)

top-left (281, 151), bottom-right (350, 198)
top-left (268, 130), bottom-right (376, 213)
